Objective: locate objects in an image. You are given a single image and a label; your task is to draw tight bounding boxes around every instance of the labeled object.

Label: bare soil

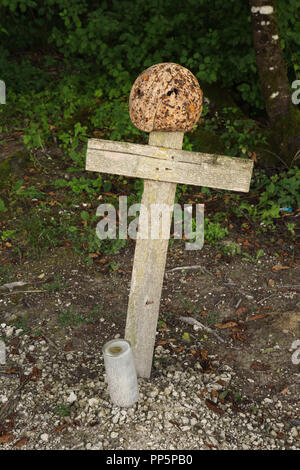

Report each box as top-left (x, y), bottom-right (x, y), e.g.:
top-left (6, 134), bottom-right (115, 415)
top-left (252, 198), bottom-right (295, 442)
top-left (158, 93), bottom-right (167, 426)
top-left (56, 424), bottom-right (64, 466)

top-left (1, 240), bottom-right (299, 409)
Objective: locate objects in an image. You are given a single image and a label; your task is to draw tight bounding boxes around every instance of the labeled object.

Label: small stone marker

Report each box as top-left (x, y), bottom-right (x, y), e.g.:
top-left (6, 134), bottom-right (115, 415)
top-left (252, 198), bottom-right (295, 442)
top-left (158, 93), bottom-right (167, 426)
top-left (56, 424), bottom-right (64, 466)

top-left (0, 340), bottom-right (5, 365)
top-left (103, 339), bottom-right (139, 407)
top-left (86, 62), bottom-right (254, 378)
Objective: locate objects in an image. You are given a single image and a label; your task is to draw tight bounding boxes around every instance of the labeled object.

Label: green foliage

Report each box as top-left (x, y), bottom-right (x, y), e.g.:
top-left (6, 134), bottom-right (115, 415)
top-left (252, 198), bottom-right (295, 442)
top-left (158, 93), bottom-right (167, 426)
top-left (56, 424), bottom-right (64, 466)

top-left (0, 0), bottom-right (299, 266)
top-left (231, 167), bottom-right (300, 225)
top-left (0, 1), bottom-right (298, 170)
top-left (58, 305), bottom-right (103, 327)
top-left (206, 311), bottom-right (221, 326)
top-left (182, 332), bottom-right (190, 342)
top-left (54, 176), bottom-right (102, 198)
top-left (221, 242), bottom-right (242, 257)
top-left (202, 107), bottom-right (268, 158)
top-left (13, 314), bottom-right (31, 334)
top-left (43, 274), bottom-right (67, 292)
top-left (204, 220), bottom-right (228, 244)
top-left (58, 307), bottom-right (86, 327)
top-left (0, 197), bottom-right (7, 212)
top-left (53, 403), bottom-right (71, 417)
top-left (1, 0), bottom-right (299, 119)
top-left (14, 184), bottom-right (45, 200)
top-left (7, 198), bottom-right (127, 262)
top-left (0, 229), bottom-right (16, 241)
top-left (0, 264), bottom-right (15, 287)
top-left (258, 168), bottom-right (300, 209)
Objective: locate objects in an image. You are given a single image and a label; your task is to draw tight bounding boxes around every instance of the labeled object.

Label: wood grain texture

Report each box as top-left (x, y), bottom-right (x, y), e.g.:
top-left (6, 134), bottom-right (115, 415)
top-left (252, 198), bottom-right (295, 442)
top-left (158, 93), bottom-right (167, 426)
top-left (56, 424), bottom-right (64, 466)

top-left (86, 132), bottom-right (254, 378)
top-left (125, 132), bottom-right (183, 378)
top-left (86, 138), bottom-right (253, 192)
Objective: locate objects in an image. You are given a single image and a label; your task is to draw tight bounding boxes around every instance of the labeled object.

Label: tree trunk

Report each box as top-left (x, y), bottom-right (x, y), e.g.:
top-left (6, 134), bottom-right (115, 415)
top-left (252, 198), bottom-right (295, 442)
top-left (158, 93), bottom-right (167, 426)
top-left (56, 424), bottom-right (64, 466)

top-left (249, 0), bottom-right (300, 166)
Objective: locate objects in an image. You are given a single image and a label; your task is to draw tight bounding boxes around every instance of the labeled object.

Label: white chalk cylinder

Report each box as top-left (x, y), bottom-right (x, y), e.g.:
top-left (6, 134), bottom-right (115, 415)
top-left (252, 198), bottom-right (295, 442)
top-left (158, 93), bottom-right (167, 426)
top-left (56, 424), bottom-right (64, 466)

top-left (103, 339), bottom-right (139, 407)
top-left (0, 340), bottom-right (5, 365)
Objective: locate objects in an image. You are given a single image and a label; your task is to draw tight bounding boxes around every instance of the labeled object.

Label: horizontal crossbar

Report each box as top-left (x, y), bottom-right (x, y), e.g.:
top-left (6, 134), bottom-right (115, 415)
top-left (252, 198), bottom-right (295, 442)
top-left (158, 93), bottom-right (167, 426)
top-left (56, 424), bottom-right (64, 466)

top-left (86, 138), bottom-right (253, 192)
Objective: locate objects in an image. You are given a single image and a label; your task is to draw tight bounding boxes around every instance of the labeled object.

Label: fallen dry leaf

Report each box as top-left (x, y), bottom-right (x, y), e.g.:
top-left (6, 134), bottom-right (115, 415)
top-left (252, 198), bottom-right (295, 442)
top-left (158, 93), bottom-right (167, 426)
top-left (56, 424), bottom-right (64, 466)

top-left (14, 437), bottom-right (28, 448)
top-left (172, 346), bottom-right (184, 353)
top-left (232, 331), bottom-right (249, 343)
top-left (4, 368), bottom-right (19, 375)
top-left (235, 307), bottom-right (248, 317)
top-left (246, 314), bottom-right (268, 322)
top-left (25, 353), bottom-right (36, 364)
top-left (217, 379), bottom-right (226, 386)
top-left (215, 321), bottom-right (238, 329)
top-left (55, 424), bottom-right (69, 434)
top-left (0, 432), bottom-right (15, 444)
top-left (169, 420), bottom-right (181, 429)
top-left (205, 442), bottom-right (217, 449)
top-left (158, 326), bottom-right (170, 332)
top-left (249, 152), bottom-right (258, 163)
top-left (205, 399), bottom-right (224, 416)
top-left (272, 264), bottom-right (290, 272)
top-left (251, 361), bottom-right (271, 371)
top-left (10, 337), bottom-right (20, 347)
top-left (30, 366), bottom-right (41, 381)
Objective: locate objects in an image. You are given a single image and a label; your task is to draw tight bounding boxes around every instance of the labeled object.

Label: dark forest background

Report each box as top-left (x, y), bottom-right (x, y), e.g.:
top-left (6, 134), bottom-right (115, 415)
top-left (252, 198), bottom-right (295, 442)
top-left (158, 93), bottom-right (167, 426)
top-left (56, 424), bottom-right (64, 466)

top-left (0, 0), bottom-right (299, 263)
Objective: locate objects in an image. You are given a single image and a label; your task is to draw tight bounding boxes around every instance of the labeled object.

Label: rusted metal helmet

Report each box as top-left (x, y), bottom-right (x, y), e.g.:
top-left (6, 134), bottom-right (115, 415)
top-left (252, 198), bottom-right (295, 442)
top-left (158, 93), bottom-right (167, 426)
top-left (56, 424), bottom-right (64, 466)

top-left (129, 62), bottom-right (203, 133)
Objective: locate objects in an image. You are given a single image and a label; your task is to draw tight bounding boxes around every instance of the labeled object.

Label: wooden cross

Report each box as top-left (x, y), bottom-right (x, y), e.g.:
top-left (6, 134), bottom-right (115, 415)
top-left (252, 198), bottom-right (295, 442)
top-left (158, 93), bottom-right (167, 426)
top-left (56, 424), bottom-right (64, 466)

top-left (86, 63), bottom-right (254, 378)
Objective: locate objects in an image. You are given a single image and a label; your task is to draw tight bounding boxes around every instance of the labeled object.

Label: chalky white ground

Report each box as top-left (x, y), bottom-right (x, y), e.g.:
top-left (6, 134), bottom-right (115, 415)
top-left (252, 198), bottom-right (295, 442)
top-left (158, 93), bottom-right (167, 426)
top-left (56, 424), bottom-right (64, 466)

top-left (0, 323), bottom-right (299, 450)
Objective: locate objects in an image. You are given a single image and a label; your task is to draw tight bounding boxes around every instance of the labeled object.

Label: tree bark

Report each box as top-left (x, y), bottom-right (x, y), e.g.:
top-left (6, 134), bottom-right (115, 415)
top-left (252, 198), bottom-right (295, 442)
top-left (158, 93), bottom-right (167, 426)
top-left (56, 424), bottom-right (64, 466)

top-left (249, 0), bottom-right (300, 166)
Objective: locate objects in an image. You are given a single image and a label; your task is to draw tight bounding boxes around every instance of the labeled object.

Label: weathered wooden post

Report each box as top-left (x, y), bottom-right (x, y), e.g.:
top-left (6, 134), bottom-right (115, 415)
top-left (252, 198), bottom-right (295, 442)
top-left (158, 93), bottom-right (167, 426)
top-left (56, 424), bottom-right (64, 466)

top-left (86, 62), bottom-right (254, 379)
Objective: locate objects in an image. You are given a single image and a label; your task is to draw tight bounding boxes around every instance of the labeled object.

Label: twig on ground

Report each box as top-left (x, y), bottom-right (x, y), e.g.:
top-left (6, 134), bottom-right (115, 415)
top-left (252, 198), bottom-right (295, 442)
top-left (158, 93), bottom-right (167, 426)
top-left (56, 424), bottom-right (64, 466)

top-left (257, 293), bottom-right (278, 304)
top-left (1, 290), bottom-right (44, 296)
top-left (39, 328), bottom-right (60, 350)
top-left (179, 316), bottom-right (225, 343)
top-left (0, 277), bottom-right (54, 295)
top-left (166, 265), bottom-right (214, 276)
top-left (0, 281), bottom-right (28, 292)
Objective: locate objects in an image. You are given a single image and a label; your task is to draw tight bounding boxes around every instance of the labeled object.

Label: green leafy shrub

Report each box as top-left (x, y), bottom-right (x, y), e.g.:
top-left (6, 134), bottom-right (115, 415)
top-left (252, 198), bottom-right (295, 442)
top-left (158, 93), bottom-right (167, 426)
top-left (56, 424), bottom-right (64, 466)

top-left (1, 0), bottom-right (299, 114)
top-left (231, 167), bottom-right (300, 225)
top-left (204, 220), bottom-right (228, 244)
